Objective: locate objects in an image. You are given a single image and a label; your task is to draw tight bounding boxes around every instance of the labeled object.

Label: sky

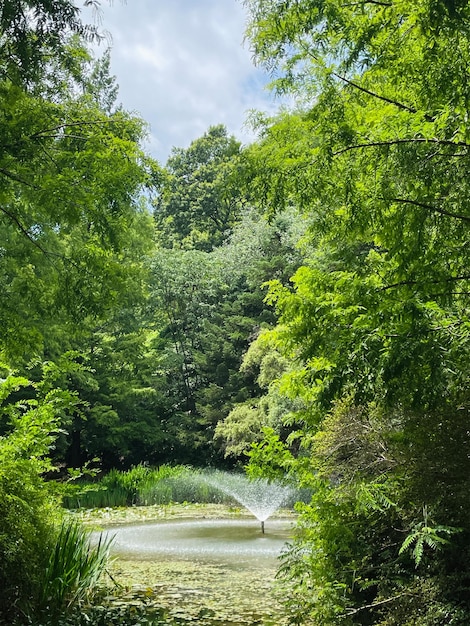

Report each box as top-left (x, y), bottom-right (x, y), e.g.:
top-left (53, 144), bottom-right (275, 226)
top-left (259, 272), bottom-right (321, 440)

top-left (82, 0), bottom-right (284, 164)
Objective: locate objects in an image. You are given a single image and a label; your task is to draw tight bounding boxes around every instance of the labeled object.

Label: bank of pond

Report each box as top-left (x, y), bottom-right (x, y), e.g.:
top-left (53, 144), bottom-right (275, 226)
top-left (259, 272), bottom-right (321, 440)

top-left (5, 466), bottom-right (304, 626)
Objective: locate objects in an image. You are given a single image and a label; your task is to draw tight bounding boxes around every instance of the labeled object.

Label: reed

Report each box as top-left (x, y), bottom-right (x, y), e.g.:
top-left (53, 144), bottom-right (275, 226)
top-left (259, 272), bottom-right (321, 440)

top-left (36, 518), bottom-right (113, 623)
top-left (137, 473), bottom-right (230, 506)
top-left (62, 464), bottom-right (225, 509)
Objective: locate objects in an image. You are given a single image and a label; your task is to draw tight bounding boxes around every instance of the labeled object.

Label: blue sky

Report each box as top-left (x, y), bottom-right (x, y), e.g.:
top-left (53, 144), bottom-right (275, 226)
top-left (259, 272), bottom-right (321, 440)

top-left (83, 0), bottom-right (283, 163)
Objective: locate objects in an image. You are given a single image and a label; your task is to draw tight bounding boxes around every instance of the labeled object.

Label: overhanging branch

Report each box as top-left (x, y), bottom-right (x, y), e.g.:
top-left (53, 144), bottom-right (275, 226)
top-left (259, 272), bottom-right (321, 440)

top-left (380, 275), bottom-right (470, 291)
top-left (0, 167), bottom-right (37, 188)
top-left (332, 72), bottom-right (434, 121)
top-left (0, 206), bottom-right (53, 258)
top-left (30, 119), bottom-right (122, 139)
top-left (333, 138), bottom-right (470, 156)
top-left (343, 592), bottom-right (410, 616)
top-left (298, 39), bottom-right (433, 120)
top-left (389, 197), bottom-right (470, 222)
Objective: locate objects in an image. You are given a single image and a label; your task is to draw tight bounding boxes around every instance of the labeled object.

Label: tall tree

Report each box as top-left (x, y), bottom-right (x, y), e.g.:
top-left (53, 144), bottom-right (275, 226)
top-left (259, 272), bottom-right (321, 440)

top-left (243, 1), bottom-right (470, 623)
top-left (153, 124), bottom-right (243, 251)
top-left (0, 2), bottom-right (158, 473)
top-left (145, 206), bottom-right (304, 466)
top-left (0, 38), bottom-right (155, 362)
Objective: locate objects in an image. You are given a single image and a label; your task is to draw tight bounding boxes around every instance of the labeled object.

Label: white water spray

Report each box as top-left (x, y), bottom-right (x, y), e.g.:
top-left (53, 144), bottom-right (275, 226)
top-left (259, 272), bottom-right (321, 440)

top-left (201, 470), bottom-right (294, 533)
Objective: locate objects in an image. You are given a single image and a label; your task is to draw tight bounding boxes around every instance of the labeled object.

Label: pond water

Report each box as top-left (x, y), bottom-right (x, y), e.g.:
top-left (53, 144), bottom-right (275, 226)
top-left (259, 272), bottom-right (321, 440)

top-left (103, 518), bottom-right (293, 567)
top-left (95, 516), bottom-right (294, 624)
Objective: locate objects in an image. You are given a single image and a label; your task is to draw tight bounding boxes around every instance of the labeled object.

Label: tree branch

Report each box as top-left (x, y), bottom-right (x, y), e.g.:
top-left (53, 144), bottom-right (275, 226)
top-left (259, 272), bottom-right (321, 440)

top-left (380, 275), bottom-right (470, 291)
top-left (0, 206), bottom-right (95, 273)
top-left (30, 119), bottom-right (121, 139)
top-left (0, 206), bottom-right (54, 258)
top-left (333, 138), bottom-right (470, 156)
top-left (33, 134), bottom-right (89, 141)
top-left (332, 71), bottom-right (434, 121)
top-left (389, 197), bottom-right (470, 222)
top-left (341, 1), bottom-right (392, 5)
top-left (0, 167), bottom-right (37, 188)
top-left (299, 40), bottom-right (433, 120)
top-left (343, 592), bottom-right (409, 616)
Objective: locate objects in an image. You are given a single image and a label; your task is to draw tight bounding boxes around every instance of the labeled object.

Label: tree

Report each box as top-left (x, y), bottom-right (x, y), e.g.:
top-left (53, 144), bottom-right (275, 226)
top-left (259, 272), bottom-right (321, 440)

top-left (153, 124), bottom-right (243, 251)
top-left (0, 4), bottom-right (160, 621)
top-left (242, 1), bottom-right (470, 623)
top-left (0, 37), bottom-right (155, 363)
top-left (0, 3), bottom-right (158, 470)
top-left (146, 204), bottom-right (306, 466)
top-left (214, 328), bottom-right (302, 461)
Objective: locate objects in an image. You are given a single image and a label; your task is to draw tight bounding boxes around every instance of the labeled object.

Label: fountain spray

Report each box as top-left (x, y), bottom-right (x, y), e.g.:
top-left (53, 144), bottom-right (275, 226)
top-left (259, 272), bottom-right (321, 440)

top-left (201, 471), bottom-right (293, 533)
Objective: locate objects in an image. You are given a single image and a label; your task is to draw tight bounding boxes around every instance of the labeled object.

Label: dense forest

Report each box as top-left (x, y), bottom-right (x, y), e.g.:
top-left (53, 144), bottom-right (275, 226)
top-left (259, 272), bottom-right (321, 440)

top-left (1, 0), bottom-right (469, 624)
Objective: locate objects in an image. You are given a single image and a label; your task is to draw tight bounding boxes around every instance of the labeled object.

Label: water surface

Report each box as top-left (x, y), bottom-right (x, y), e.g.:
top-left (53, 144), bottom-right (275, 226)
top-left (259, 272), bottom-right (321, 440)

top-left (103, 518), bottom-right (293, 568)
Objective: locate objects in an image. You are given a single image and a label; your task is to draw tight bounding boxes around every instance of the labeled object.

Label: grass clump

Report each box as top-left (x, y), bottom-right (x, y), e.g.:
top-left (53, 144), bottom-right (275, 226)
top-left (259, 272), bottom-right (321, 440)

top-left (35, 518), bottom-right (112, 623)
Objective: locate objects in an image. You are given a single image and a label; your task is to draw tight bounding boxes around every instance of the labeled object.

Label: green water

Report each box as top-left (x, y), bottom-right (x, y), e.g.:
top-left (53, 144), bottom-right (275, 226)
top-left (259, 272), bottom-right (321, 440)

top-left (101, 518), bottom-right (293, 624)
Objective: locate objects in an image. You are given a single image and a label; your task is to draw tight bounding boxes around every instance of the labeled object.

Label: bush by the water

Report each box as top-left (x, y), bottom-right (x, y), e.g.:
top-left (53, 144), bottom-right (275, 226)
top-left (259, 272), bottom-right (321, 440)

top-left (0, 370), bottom-right (110, 625)
top-left (0, 459), bottom-right (55, 621)
top-left (0, 471), bottom-right (111, 625)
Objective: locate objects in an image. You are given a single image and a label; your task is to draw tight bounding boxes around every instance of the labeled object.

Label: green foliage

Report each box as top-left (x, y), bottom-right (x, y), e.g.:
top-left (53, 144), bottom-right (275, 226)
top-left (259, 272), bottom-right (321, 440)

top-left (4, 0), bottom-right (470, 623)
top-left (213, 402), bottom-right (266, 459)
top-left (100, 465), bottom-right (193, 506)
top-left (215, 325), bottom-right (305, 462)
top-left (398, 507), bottom-right (460, 567)
top-left (36, 601), bottom-right (173, 626)
top-left (137, 473), bottom-right (229, 507)
top-left (36, 518), bottom-right (113, 624)
top-left (246, 428), bottom-right (295, 482)
top-left (154, 125), bottom-right (243, 251)
top-left (62, 483), bottom-right (129, 510)
top-left (0, 361), bottom-right (83, 621)
top-left (0, 0), bottom-right (103, 86)
top-left (241, 1), bottom-right (470, 620)
top-left (146, 206), bottom-right (304, 466)
top-left (0, 34), bottom-right (155, 363)
top-left (0, 458), bottom-right (55, 619)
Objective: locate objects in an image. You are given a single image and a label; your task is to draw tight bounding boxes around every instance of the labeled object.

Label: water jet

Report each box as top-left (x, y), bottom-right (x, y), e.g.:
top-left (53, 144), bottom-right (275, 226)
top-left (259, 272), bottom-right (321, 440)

top-left (200, 470), bottom-right (294, 533)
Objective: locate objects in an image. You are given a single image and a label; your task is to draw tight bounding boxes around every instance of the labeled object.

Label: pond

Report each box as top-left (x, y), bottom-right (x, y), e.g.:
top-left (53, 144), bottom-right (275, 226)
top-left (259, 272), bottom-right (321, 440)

top-left (104, 518), bottom-right (292, 565)
top-left (90, 508), bottom-right (294, 624)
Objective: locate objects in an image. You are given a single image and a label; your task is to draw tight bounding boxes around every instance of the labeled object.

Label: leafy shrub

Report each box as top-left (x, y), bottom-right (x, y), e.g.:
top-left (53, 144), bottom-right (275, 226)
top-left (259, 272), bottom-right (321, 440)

top-left (33, 598), bottom-right (180, 626)
top-left (0, 460), bottom-right (55, 621)
top-left (0, 366), bottom-right (79, 623)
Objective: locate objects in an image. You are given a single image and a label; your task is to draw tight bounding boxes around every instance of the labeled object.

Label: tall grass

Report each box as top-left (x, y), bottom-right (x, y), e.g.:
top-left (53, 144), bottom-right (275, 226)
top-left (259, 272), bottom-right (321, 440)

top-left (62, 465), bottom-right (228, 509)
top-left (137, 473), bottom-right (231, 506)
top-left (62, 484), bottom-right (129, 509)
top-left (36, 518), bottom-right (113, 623)
top-left (61, 464), bottom-right (303, 510)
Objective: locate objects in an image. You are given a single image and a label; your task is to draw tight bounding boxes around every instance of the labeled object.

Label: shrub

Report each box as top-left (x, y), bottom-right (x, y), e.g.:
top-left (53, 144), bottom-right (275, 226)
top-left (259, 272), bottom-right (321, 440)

top-left (0, 460), bottom-right (55, 621)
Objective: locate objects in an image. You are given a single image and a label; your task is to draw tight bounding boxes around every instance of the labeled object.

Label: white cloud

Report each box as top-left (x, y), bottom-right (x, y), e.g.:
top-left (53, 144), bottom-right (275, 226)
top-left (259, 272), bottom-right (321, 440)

top-left (82, 0), bottom-right (282, 163)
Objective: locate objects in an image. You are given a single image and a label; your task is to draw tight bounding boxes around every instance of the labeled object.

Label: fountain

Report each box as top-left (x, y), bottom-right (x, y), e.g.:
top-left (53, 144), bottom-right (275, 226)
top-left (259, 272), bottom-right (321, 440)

top-left (200, 470), bottom-right (294, 533)
top-left (91, 470), bottom-right (296, 623)
top-left (93, 470), bottom-right (296, 566)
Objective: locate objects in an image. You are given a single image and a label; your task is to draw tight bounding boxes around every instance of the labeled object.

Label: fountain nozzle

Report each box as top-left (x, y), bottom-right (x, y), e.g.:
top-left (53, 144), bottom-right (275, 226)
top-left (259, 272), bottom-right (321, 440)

top-left (261, 520), bottom-right (265, 534)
